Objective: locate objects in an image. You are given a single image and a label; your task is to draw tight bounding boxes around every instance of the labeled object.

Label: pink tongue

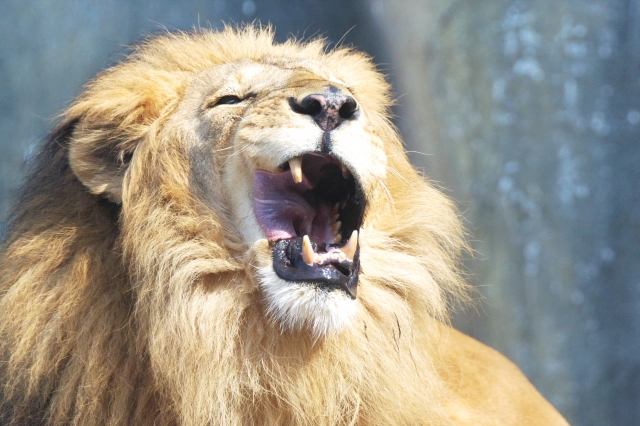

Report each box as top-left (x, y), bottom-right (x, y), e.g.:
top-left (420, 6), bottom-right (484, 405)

top-left (253, 170), bottom-right (315, 240)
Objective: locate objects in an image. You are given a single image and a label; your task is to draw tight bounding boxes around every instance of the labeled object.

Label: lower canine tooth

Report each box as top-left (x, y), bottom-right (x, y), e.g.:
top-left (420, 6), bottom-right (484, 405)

top-left (340, 230), bottom-right (358, 260)
top-left (302, 235), bottom-right (315, 265)
top-left (289, 157), bottom-right (303, 183)
top-left (333, 234), bottom-right (342, 244)
top-left (341, 164), bottom-right (350, 179)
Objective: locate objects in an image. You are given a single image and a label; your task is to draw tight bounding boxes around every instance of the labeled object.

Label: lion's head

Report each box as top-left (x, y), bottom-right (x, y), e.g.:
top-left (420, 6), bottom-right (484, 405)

top-left (0, 27), bottom-right (467, 425)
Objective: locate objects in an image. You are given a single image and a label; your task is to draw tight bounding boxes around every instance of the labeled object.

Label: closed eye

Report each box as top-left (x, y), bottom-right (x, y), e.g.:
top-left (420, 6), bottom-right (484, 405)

top-left (207, 93), bottom-right (256, 108)
top-left (214, 95), bottom-right (243, 106)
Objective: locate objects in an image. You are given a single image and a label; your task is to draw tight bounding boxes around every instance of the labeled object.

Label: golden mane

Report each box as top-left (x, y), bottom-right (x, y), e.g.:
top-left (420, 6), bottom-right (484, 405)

top-left (0, 26), bottom-right (474, 425)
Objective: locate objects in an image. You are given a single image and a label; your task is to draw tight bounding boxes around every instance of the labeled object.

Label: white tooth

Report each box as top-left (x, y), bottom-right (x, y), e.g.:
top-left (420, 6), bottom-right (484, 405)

top-left (341, 164), bottom-right (350, 179)
top-left (331, 213), bottom-right (340, 223)
top-left (331, 221), bottom-right (342, 234)
top-left (340, 230), bottom-right (358, 260)
top-left (289, 156), bottom-right (303, 183)
top-left (315, 254), bottom-right (324, 265)
top-left (333, 234), bottom-right (342, 244)
top-left (338, 252), bottom-right (346, 261)
top-left (302, 235), bottom-right (315, 265)
top-left (332, 202), bottom-right (340, 214)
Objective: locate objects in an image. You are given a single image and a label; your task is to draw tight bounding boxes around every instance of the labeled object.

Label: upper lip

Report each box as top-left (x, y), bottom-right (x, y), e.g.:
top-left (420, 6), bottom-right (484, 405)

top-left (253, 152), bottom-right (366, 298)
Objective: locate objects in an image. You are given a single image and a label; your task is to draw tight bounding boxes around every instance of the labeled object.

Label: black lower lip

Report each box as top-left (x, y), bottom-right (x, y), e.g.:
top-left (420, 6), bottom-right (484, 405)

top-left (271, 237), bottom-right (359, 299)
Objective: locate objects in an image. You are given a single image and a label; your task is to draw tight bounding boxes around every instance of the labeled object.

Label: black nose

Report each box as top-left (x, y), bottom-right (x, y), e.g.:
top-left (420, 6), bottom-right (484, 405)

top-left (292, 90), bottom-right (358, 132)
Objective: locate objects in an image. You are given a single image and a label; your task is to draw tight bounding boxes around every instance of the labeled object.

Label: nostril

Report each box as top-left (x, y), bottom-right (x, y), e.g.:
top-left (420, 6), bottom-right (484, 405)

top-left (338, 97), bottom-right (358, 119)
top-left (300, 96), bottom-right (323, 116)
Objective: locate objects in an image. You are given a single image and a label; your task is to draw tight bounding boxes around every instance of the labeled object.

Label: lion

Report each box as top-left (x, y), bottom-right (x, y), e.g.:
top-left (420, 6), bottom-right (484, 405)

top-left (0, 26), bottom-right (568, 425)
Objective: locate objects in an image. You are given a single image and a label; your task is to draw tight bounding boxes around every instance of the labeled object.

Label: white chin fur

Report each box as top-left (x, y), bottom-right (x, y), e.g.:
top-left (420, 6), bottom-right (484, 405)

top-left (258, 265), bottom-right (357, 339)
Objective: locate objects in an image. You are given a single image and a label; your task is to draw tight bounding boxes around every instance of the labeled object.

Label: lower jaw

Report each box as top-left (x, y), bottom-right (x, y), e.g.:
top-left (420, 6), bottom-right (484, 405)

top-left (271, 237), bottom-right (359, 299)
top-left (258, 265), bottom-right (359, 337)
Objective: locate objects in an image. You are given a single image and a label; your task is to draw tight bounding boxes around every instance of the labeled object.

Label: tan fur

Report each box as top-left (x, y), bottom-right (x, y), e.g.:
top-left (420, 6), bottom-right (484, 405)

top-left (0, 26), bottom-right (568, 425)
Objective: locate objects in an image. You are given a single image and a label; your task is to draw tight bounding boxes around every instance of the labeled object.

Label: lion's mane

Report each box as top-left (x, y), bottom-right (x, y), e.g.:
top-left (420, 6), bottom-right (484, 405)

top-left (0, 27), bottom-right (468, 425)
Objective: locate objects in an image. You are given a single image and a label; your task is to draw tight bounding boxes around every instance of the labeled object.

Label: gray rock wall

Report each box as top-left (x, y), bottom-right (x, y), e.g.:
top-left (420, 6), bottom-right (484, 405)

top-left (371, 1), bottom-right (640, 424)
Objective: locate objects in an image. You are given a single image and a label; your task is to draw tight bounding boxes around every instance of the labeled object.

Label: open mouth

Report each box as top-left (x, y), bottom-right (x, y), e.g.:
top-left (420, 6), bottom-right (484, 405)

top-left (253, 153), bottom-right (366, 299)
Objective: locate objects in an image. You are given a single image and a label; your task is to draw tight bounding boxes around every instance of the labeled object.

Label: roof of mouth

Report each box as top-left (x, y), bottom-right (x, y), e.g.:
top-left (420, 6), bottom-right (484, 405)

top-left (253, 153), bottom-right (355, 248)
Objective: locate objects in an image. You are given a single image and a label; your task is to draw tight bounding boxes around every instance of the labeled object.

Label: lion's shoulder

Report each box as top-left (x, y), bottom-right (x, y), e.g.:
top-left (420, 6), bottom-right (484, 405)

top-left (436, 326), bottom-right (569, 426)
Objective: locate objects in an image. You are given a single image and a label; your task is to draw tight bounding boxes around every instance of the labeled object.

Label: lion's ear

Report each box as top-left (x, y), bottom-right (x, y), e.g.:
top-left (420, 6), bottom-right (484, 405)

top-left (67, 65), bottom-right (182, 204)
top-left (68, 126), bottom-right (136, 204)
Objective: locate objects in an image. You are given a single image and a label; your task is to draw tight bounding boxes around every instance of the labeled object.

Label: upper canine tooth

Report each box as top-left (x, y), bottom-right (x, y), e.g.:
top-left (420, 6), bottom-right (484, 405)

top-left (302, 235), bottom-right (315, 265)
top-left (341, 164), bottom-right (350, 179)
top-left (289, 157), bottom-right (303, 183)
top-left (340, 230), bottom-right (358, 260)
top-left (331, 221), bottom-right (342, 234)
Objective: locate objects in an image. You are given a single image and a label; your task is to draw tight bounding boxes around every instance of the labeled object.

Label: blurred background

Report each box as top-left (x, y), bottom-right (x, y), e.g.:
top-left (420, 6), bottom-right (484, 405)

top-left (1, 0), bottom-right (638, 424)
